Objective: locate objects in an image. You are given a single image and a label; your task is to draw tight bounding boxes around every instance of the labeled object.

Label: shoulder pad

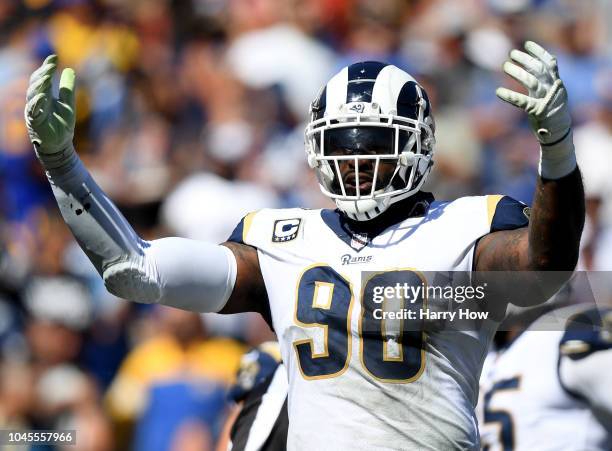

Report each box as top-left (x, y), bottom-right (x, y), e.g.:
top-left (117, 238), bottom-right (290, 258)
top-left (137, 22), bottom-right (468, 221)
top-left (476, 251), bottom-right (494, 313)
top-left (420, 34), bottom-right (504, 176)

top-left (560, 307), bottom-right (612, 360)
top-left (227, 211), bottom-right (259, 245)
top-left (487, 195), bottom-right (530, 233)
top-left (228, 342), bottom-right (281, 402)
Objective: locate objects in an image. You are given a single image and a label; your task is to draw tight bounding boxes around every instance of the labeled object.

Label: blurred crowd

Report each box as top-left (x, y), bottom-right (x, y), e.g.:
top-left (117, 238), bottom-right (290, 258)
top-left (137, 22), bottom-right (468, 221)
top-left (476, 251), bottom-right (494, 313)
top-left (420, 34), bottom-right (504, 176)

top-left (0, 0), bottom-right (611, 449)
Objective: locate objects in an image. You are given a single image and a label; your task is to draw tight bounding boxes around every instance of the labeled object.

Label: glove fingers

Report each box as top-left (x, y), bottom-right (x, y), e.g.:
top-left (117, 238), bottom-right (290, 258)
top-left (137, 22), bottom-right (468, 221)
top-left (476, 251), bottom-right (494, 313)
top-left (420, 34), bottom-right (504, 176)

top-left (524, 41), bottom-right (559, 77)
top-left (496, 87), bottom-right (536, 112)
top-left (29, 55), bottom-right (57, 85)
top-left (25, 92), bottom-right (48, 122)
top-left (26, 74), bottom-right (52, 102)
top-left (509, 50), bottom-right (543, 76)
top-left (503, 62), bottom-right (539, 93)
top-left (59, 68), bottom-right (76, 111)
top-left (42, 54), bottom-right (57, 67)
top-left (55, 102), bottom-right (75, 128)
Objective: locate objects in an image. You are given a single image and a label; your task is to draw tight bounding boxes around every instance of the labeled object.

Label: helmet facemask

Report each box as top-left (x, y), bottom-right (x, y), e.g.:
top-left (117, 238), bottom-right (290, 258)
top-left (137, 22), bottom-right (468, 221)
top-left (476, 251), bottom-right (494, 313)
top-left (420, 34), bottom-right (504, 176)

top-left (305, 93), bottom-right (435, 221)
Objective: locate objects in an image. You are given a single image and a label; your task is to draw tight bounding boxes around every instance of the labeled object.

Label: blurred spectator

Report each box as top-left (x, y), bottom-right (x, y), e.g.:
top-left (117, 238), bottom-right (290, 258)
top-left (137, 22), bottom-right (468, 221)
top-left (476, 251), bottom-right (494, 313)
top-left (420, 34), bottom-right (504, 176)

top-left (575, 71), bottom-right (612, 270)
top-left (161, 167), bottom-right (279, 244)
top-left (105, 306), bottom-right (244, 450)
top-left (545, 0), bottom-right (609, 122)
top-left (36, 364), bottom-right (114, 451)
top-left (225, 0), bottom-right (335, 118)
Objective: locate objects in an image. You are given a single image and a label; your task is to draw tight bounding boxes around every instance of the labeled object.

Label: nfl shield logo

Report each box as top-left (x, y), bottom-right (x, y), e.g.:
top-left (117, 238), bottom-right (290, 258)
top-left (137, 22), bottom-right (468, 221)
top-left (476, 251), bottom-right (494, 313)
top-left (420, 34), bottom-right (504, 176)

top-left (350, 232), bottom-right (369, 251)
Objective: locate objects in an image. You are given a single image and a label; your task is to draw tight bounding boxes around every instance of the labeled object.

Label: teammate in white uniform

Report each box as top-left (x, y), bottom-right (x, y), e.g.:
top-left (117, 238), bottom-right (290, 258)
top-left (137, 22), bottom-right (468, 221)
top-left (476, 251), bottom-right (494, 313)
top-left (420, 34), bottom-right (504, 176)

top-left (24, 42), bottom-right (584, 449)
top-left (480, 305), bottom-right (612, 450)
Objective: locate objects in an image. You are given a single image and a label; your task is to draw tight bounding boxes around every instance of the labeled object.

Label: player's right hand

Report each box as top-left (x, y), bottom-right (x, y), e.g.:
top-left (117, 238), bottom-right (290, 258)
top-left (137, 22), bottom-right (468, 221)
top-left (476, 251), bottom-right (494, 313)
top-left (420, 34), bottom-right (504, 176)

top-left (24, 54), bottom-right (76, 155)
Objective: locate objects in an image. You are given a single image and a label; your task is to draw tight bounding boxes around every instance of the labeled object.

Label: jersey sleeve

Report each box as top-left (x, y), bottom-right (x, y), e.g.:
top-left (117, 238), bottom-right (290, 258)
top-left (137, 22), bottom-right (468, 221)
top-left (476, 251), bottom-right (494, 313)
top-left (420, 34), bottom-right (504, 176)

top-left (225, 210), bottom-right (277, 329)
top-left (486, 195), bottom-right (530, 233)
top-left (558, 308), bottom-right (612, 417)
top-left (227, 211), bottom-right (259, 245)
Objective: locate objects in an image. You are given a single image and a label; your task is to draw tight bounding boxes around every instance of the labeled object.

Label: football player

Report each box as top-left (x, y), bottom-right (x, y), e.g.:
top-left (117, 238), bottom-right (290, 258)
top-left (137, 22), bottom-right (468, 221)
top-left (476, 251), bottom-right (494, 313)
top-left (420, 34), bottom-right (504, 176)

top-left (480, 304), bottom-right (612, 450)
top-left (218, 342), bottom-right (288, 451)
top-left (25, 41), bottom-right (584, 449)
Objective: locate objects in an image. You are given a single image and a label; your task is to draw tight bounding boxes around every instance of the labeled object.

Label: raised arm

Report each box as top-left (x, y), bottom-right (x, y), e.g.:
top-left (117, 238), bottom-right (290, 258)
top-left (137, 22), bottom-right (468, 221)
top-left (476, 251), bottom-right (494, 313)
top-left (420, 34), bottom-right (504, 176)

top-left (24, 55), bottom-right (263, 313)
top-left (475, 42), bottom-right (585, 272)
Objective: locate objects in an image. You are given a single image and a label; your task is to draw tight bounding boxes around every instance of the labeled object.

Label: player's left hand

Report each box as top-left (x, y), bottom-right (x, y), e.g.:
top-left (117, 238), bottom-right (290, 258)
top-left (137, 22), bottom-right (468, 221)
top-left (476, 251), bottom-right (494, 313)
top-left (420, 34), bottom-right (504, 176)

top-left (496, 41), bottom-right (571, 146)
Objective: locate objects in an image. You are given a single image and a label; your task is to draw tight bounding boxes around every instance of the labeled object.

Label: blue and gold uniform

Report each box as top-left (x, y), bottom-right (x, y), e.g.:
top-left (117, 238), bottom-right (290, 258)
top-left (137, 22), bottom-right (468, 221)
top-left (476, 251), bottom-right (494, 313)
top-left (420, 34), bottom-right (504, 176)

top-left (229, 193), bottom-right (528, 450)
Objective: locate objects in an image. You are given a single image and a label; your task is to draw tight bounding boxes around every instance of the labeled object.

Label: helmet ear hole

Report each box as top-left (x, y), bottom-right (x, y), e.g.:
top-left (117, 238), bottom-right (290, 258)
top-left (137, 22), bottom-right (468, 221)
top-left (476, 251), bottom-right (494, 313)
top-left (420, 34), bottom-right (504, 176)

top-left (317, 161), bottom-right (335, 189)
top-left (307, 153), bottom-right (318, 169)
top-left (423, 137), bottom-right (434, 151)
top-left (399, 152), bottom-right (415, 167)
top-left (305, 134), bottom-right (322, 168)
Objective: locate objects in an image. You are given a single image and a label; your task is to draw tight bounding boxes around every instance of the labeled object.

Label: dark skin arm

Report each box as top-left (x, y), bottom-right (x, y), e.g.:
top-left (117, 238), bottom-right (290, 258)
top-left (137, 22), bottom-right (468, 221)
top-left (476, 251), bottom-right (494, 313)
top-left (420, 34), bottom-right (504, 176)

top-left (474, 168), bottom-right (585, 307)
top-left (218, 241), bottom-right (267, 314)
top-left (475, 168), bottom-right (584, 271)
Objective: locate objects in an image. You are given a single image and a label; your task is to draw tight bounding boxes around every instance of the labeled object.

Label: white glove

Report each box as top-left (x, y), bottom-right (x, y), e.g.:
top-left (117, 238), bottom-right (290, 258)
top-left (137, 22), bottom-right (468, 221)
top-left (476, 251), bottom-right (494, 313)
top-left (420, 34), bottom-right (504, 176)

top-left (24, 54), bottom-right (77, 170)
top-left (497, 41), bottom-right (576, 179)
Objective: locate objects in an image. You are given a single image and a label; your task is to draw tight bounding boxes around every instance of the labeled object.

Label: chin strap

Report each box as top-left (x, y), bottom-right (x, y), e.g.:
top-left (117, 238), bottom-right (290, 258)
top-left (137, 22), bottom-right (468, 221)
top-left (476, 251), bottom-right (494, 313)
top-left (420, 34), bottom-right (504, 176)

top-left (337, 197), bottom-right (391, 221)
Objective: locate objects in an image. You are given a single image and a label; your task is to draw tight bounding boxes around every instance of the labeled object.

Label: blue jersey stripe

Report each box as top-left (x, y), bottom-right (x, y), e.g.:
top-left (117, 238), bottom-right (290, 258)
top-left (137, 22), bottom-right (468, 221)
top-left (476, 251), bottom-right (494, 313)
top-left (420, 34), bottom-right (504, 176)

top-left (227, 216), bottom-right (246, 244)
top-left (490, 196), bottom-right (530, 233)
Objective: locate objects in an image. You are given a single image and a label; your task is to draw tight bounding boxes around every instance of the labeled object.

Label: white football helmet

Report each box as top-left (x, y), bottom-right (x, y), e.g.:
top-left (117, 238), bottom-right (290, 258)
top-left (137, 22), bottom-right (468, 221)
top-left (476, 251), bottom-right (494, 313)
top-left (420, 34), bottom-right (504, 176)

top-left (305, 62), bottom-right (435, 221)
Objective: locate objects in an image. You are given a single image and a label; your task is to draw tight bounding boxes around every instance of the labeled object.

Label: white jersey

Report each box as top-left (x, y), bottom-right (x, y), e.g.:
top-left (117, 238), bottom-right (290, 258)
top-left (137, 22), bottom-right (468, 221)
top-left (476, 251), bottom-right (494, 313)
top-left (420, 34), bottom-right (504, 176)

top-left (229, 193), bottom-right (529, 450)
top-left (479, 306), bottom-right (612, 451)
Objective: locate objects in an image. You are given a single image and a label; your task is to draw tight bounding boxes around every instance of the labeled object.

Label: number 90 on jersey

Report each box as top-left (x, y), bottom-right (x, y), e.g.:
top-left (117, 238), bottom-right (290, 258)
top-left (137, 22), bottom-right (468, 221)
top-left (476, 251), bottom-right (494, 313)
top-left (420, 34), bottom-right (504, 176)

top-left (293, 265), bottom-right (426, 383)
